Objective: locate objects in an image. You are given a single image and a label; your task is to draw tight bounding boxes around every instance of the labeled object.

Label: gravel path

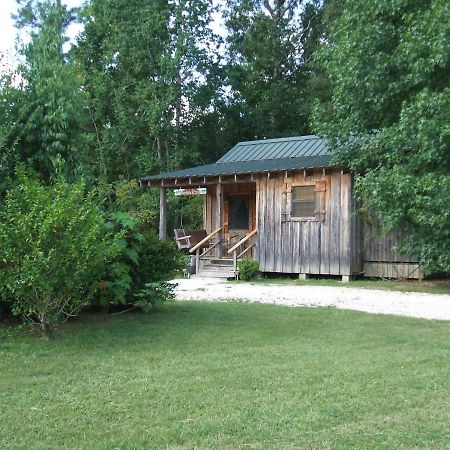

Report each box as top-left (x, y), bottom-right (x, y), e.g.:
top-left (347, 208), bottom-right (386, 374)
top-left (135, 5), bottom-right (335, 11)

top-left (172, 277), bottom-right (450, 320)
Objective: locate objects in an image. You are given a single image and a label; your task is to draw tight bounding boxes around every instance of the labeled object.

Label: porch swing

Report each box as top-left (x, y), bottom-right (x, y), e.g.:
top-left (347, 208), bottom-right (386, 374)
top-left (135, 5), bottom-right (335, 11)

top-left (173, 196), bottom-right (209, 251)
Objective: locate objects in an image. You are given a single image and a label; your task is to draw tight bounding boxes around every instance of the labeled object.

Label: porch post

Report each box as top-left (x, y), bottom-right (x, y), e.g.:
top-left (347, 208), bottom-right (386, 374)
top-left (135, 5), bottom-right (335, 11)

top-left (159, 186), bottom-right (167, 240)
top-left (216, 182), bottom-right (223, 258)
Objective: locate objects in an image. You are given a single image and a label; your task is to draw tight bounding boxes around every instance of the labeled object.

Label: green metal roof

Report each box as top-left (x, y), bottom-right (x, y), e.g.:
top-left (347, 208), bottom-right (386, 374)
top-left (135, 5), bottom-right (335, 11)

top-left (217, 135), bottom-right (329, 163)
top-left (140, 135), bottom-right (333, 182)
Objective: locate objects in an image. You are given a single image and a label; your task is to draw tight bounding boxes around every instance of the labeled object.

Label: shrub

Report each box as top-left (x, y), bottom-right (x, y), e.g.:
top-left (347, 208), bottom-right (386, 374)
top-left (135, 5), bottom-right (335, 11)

top-left (0, 171), bottom-right (122, 337)
top-left (238, 259), bottom-right (260, 281)
top-left (133, 282), bottom-right (177, 312)
top-left (132, 230), bottom-right (183, 289)
top-left (97, 211), bottom-right (142, 307)
top-left (96, 218), bottom-right (183, 311)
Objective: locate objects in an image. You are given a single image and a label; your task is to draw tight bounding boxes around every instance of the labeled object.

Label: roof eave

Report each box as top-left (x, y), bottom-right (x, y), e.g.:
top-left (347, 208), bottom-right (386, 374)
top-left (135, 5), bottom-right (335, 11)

top-left (139, 164), bottom-right (344, 188)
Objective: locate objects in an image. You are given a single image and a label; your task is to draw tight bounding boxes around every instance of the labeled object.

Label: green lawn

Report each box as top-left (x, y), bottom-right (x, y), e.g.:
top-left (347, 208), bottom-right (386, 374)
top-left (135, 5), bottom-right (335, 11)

top-left (1, 302), bottom-right (449, 449)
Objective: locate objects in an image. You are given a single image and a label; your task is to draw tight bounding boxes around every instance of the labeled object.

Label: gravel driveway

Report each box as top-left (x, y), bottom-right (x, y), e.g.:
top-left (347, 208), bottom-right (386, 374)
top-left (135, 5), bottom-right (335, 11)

top-left (172, 277), bottom-right (450, 320)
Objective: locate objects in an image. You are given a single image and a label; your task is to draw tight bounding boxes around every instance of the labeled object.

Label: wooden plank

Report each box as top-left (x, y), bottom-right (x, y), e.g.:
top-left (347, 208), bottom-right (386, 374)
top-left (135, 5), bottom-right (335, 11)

top-left (159, 187), bottom-right (167, 240)
top-left (274, 176), bottom-right (283, 272)
top-left (265, 177), bottom-right (276, 271)
top-left (283, 177), bottom-right (293, 273)
top-left (292, 222), bottom-right (300, 273)
top-left (329, 170), bottom-right (341, 275)
top-left (364, 262), bottom-right (422, 279)
top-left (280, 178), bottom-right (291, 273)
top-left (320, 174), bottom-right (332, 274)
top-left (207, 185), bottom-right (216, 234)
top-left (284, 221), bottom-right (293, 273)
top-left (300, 222), bottom-right (310, 274)
top-left (203, 194), bottom-right (207, 231)
top-left (350, 197), bottom-right (363, 275)
top-left (254, 177), bottom-right (260, 262)
top-left (309, 222), bottom-right (320, 274)
top-left (258, 176), bottom-right (267, 271)
top-left (339, 173), bottom-right (351, 275)
top-left (216, 182), bottom-right (223, 258)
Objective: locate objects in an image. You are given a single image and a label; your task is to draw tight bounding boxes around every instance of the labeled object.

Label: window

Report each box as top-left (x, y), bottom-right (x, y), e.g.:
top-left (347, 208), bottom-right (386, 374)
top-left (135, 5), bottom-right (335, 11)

top-left (292, 185), bottom-right (316, 218)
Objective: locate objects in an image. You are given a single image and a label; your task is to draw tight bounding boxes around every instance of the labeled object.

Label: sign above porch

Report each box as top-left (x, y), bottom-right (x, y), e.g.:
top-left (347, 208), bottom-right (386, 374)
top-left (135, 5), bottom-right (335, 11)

top-left (174, 187), bottom-right (207, 196)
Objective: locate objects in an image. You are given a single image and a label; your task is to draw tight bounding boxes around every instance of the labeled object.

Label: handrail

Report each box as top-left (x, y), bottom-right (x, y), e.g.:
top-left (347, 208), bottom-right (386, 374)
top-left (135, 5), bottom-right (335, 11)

top-left (200, 240), bottom-right (221, 258)
top-left (189, 226), bottom-right (222, 253)
top-left (227, 229), bottom-right (257, 254)
top-left (237, 243), bottom-right (255, 260)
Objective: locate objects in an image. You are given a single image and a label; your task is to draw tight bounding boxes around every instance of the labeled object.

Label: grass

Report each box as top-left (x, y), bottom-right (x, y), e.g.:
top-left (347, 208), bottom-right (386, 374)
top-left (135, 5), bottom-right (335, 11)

top-left (1, 302), bottom-right (449, 449)
top-left (233, 275), bottom-right (450, 295)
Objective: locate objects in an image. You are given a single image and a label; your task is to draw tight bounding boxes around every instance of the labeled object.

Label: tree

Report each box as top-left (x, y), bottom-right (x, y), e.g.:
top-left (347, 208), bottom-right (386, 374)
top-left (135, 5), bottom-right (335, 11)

top-left (76, 0), bottom-right (221, 183)
top-left (314, 0), bottom-right (450, 273)
top-left (224, 0), bottom-right (323, 139)
top-left (0, 170), bottom-right (122, 337)
top-left (2, 0), bottom-right (87, 182)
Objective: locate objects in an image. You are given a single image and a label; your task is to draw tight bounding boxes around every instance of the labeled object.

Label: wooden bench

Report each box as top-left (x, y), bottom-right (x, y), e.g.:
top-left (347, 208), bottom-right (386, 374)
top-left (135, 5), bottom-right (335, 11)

top-left (174, 229), bottom-right (210, 251)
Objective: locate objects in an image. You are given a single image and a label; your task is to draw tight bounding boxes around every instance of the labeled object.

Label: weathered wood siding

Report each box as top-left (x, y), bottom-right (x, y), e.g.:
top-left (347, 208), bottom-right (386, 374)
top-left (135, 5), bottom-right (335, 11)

top-left (256, 169), bottom-right (357, 276)
top-left (363, 221), bottom-right (423, 279)
top-left (203, 170), bottom-right (421, 279)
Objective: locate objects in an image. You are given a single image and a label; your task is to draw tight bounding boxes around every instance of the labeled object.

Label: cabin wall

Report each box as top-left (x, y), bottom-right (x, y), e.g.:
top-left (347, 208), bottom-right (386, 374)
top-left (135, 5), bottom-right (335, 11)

top-left (363, 221), bottom-right (423, 279)
top-left (255, 169), bottom-right (358, 276)
top-left (203, 171), bottom-right (421, 279)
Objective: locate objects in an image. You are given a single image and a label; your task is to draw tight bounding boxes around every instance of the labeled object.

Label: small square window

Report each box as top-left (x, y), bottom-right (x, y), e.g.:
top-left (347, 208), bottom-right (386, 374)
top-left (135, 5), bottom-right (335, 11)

top-left (292, 185), bottom-right (316, 218)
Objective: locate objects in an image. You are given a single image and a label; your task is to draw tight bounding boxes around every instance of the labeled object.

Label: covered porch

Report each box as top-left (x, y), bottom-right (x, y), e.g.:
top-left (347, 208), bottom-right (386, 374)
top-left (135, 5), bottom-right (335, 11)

top-left (140, 173), bottom-right (258, 277)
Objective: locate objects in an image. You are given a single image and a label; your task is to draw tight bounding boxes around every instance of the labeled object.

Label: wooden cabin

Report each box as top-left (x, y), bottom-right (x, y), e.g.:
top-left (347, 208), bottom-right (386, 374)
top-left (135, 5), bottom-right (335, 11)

top-left (140, 136), bottom-right (422, 280)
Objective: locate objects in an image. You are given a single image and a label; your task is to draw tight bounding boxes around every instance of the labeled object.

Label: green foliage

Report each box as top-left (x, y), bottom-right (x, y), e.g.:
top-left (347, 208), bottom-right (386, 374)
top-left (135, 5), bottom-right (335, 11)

top-left (131, 230), bottom-right (184, 290)
top-left (314, 0), bottom-right (450, 274)
top-left (97, 215), bottom-right (182, 309)
top-left (6, 0), bottom-right (87, 182)
top-left (98, 211), bottom-right (142, 306)
top-left (114, 179), bottom-right (204, 236)
top-left (0, 170), bottom-right (121, 336)
top-left (0, 70), bottom-right (20, 195)
top-left (224, 0), bottom-right (324, 139)
top-left (238, 258), bottom-right (260, 280)
top-left (133, 282), bottom-right (176, 312)
top-left (171, 194), bottom-right (204, 231)
top-left (114, 179), bottom-right (160, 230)
top-left (75, 0), bottom-right (220, 182)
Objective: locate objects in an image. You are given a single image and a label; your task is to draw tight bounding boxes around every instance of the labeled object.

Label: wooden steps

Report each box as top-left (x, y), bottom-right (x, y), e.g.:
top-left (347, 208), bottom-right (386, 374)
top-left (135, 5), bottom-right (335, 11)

top-left (195, 258), bottom-right (237, 279)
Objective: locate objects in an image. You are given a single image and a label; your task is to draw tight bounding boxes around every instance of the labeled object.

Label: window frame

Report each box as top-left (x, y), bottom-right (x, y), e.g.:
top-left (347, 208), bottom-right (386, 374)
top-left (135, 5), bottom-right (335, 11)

top-left (291, 185), bottom-right (316, 219)
top-left (289, 180), bottom-right (327, 222)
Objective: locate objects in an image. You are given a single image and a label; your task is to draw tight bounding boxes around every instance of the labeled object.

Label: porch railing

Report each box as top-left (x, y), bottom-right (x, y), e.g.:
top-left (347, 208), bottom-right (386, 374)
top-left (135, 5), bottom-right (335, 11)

top-left (189, 226), bottom-right (223, 272)
top-left (227, 229), bottom-right (258, 276)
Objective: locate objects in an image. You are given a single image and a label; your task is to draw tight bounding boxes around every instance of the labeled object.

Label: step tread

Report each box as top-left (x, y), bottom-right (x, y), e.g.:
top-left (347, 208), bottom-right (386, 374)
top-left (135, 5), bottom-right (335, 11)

top-left (195, 270), bottom-right (236, 278)
top-left (202, 264), bottom-right (235, 269)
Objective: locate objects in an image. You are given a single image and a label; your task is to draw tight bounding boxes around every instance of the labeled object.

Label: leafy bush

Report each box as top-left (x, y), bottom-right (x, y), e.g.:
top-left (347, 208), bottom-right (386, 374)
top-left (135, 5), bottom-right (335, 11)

top-left (238, 259), bottom-right (260, 281)
top-left (97, 211), bottom-right (142, 307)
top-left (133, 282), bottom-right (177, 312)
top-left (131, 230), bottom-right (183, 290)
top-left (0, 171), bottom-right (122, 337)
top-left (96, 217), bottom-right (183, 311)
top-left (114, 179), bottom-right (159, 230)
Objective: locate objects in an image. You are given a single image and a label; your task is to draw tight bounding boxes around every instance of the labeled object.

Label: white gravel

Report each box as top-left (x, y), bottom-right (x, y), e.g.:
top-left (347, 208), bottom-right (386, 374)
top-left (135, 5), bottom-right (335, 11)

top-left (172, 277), bottom-right (450, 320)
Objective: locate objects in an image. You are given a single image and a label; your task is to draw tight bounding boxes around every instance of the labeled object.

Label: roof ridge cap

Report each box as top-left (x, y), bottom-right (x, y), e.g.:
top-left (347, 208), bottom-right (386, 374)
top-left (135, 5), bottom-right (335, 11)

top-left (236, 135), bottom-right (320, 146)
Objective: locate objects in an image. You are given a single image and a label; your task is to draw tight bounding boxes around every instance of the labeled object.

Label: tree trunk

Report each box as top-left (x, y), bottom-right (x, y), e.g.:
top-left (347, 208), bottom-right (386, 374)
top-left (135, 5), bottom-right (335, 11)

top-left (39, 321), bottom-right (51, 340)
top-left (156, 136), bottom-right (162, 160)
